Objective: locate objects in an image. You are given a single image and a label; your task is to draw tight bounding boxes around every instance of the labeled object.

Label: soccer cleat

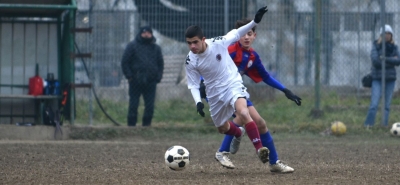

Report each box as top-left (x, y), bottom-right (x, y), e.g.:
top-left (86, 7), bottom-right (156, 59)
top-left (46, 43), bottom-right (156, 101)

top-left (215, 151), bottom-right (235, 169)
top-left (257, 147), bottom-right (270, 163)
top-left (269, 160), bottom-right (294, 173)
top-left (230, 127), bottom-right (246, 154)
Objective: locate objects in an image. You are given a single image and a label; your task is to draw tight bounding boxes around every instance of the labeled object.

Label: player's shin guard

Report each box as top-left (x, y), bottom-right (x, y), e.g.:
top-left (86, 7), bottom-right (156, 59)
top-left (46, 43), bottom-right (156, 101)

top-left (224, 121), bottom-right (242, 138)
top-left (260, 131), bottom-right (278, 164)
top-left (244, 121), bottom-right (263, 150)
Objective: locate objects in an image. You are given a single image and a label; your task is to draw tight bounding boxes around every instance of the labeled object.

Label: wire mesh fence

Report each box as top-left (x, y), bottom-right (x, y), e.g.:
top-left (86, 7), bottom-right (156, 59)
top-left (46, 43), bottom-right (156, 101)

top-left (74, 0), bottom-right (400, 125)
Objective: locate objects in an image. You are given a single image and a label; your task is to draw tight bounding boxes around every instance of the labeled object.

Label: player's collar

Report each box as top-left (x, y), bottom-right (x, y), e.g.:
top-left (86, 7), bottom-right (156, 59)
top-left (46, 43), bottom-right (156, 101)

top-left (197, 43), bottom-right (209, 56)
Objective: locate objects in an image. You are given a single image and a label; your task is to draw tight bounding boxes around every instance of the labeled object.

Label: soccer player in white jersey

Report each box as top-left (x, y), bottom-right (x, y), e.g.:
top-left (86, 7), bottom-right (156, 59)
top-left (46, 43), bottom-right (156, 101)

top-left (184, 6), bottom-right (270, 164)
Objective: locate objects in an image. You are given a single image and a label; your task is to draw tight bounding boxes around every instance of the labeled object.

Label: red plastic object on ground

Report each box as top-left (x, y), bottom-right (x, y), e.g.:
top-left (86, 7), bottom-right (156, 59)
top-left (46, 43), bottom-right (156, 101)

top-left (28, 63), bottom-right (43, 96)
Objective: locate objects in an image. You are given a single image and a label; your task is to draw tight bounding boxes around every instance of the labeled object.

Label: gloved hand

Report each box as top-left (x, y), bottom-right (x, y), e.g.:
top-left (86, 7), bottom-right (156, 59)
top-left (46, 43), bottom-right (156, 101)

top-left (254, 6), bottom-right (268, 23)
top-left (196, 102), bottom-right (205, 117)
top-left (282, 88), bottom-right (302, 106)
top-left (199, 80), bottom-right (207, 99)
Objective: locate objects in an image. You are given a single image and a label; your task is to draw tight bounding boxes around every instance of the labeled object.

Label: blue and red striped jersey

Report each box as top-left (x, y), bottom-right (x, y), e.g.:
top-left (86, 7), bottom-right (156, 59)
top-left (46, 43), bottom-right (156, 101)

top-left (228, 41), bottom-right (285, 90)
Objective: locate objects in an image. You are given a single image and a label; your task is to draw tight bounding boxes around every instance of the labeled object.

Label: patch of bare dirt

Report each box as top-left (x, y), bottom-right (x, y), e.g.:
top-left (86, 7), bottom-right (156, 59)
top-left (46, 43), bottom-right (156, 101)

top-left (0, 134), bottom-right (399, 184)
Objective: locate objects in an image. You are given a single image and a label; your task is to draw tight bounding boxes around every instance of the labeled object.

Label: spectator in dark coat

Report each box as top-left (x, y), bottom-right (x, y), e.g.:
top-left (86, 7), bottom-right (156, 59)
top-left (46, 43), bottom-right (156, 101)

top-left (364, 24), bottom-right (400, 128)
top-left (121, 26), bottom-right (164, 126)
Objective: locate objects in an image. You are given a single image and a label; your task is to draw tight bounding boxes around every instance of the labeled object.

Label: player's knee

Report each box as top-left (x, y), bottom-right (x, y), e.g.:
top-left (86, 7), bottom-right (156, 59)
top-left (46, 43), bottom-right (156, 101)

top-left (256, 118), bottom-right (267, 130)
top-left (218, 126), bottom-right (228, 134)
top-left (236, 109), bottom-right (250, 120)
top-left (217, 122), bottom-right (230, 134)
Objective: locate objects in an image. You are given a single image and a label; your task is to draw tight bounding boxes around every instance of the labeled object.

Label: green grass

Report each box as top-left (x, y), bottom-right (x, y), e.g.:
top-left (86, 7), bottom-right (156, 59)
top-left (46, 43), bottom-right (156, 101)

top-left (74, 91), bottom-right (400, 135)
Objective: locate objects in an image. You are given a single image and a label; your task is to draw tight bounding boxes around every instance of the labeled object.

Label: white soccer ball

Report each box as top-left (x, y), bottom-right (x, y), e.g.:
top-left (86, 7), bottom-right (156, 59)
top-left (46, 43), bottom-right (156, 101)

top-left (390, 122), bottom-right (400, 137)
top-left (164, 145), bottom-right (190, 171)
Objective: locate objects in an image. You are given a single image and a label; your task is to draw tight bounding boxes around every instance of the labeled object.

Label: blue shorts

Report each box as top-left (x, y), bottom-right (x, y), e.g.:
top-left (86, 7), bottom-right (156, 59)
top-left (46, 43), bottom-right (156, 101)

top-left (246, 99), bottom-right (253, 107)
top-left (232, 99), bottom-right (253, 118)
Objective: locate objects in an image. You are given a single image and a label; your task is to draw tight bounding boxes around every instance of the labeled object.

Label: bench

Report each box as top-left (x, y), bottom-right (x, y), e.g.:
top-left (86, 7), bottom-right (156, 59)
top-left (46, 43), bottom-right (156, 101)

top-left (0, 86), bottom-right (61, 125)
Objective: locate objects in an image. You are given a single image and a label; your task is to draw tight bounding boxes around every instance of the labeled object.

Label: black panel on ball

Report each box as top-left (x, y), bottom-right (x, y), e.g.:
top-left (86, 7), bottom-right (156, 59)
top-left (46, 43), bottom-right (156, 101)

top-left (167, 155), bottom-right (174, 163)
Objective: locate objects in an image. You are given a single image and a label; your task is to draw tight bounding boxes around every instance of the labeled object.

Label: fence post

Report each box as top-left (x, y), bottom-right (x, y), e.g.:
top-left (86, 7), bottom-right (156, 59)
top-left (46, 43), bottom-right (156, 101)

top-left (380, 0), bottom-right (386, 126)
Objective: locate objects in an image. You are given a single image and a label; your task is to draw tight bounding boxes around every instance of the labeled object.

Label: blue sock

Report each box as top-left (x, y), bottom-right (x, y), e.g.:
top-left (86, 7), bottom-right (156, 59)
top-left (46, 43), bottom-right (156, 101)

top-left (260, 131), bottom-right (278, 164)
top-left (218, 121), bottom-right (240, 152)
top-left (219, 135), bottom-right (234, 152)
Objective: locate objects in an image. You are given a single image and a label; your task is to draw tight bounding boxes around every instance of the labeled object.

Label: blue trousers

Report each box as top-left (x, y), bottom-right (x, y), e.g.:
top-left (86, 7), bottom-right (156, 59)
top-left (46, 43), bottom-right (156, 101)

top-left (364, 80), bottom-right (395, 127)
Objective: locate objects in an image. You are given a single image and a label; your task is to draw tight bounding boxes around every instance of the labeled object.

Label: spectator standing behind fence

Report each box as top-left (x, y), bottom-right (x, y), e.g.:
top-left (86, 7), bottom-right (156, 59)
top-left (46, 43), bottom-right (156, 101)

top-left (121, 26), bottom-right (164, 127)
top-left (364, 24), bottom-right (400, 128)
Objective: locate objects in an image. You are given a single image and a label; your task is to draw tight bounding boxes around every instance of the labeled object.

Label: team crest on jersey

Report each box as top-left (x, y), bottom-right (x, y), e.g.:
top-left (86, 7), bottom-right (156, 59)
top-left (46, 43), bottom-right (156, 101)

top-left (216, 54), bottom-right (221, 61)
top-left (247, 60), bottom-right (253, 68)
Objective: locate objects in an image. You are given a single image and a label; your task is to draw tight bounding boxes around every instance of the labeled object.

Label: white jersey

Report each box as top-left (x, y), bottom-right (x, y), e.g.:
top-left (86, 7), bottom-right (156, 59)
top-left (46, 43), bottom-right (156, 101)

top-left (185, 20), bottom-right (257, 126)
top-left (185, 29), bottom-right (244, 100)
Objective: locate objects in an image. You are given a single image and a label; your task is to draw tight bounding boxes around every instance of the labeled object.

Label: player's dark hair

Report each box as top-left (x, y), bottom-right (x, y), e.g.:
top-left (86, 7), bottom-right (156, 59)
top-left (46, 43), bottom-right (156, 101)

top-left (185, 25), bottom-right (204, 39)
top-left (235, 19), bottom-right (256, 32)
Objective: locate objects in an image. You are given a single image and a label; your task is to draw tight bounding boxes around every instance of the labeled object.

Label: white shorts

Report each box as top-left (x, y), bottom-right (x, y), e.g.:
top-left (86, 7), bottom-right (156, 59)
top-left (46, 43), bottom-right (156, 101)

top-left (208, 82), bottom-right (249, 127)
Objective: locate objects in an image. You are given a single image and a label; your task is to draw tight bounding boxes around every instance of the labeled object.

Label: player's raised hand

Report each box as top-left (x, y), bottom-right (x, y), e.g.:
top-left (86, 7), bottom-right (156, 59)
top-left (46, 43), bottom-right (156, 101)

top-left (254, 6), bottom-right (268, 23)
top-left (282, 88), bottom-right (302, 106)
top-left (196, 102), bottom-right (205, 117)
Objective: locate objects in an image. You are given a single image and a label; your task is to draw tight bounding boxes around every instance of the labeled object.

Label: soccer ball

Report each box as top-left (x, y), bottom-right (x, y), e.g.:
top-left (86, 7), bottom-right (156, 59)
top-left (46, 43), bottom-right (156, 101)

top-left (390, 122), bottom-right (400, 137)
top-left (331, 121), bottom-right (346, 136)
top-left (164, 145), bottom-right (190, 171)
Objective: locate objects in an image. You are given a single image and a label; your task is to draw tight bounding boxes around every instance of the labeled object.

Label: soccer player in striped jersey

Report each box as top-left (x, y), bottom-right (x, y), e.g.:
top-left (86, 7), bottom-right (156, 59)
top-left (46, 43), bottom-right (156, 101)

top-left (185, 6), bottom-right (270, 164)
top-left (211, 19), bottom-right (301, 173)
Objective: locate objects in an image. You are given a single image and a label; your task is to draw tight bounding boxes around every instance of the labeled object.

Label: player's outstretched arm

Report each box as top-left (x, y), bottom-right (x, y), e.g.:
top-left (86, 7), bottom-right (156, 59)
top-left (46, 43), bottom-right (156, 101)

top-left (282, 88), bottom-right (302, 106)
top-left (223, 5), bottom-right (268, 45)
top-left (236, 6), bottom-right (268, 38)
top-left (263, 76), bottom-right (285, 91)
top-left (262, 74), bottom-right (301, 106)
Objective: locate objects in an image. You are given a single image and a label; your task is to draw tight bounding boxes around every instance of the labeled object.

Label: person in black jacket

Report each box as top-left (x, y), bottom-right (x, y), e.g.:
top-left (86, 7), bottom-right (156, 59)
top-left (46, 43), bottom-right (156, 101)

top-left (121, 26), bottom-right (164, 126)
top-left (364, 24), bottom-right (400, 128)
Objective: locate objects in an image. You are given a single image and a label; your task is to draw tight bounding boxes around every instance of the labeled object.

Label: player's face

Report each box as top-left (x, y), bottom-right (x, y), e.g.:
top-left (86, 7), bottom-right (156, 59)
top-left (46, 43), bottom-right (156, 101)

top-left (186, 36), bottom-right (206, 54)
top-left (239, 30), bottom-right (256, 50)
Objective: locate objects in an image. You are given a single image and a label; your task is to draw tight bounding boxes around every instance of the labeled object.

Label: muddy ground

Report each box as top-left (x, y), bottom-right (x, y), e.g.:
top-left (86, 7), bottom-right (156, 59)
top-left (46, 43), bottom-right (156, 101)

top-left (0, 131), bottom-right (399, 185)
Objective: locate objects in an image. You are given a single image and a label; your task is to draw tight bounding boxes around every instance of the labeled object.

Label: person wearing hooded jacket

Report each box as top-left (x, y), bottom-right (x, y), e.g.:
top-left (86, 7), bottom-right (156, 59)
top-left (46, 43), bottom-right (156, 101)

top-left (121, 26), bottom-right (164, 126)
top-left (364, 24), bottom-right (400, 128)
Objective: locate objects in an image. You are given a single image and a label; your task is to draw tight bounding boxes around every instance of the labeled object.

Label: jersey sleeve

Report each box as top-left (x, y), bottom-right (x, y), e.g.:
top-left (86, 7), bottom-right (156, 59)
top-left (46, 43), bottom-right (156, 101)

top-left (185, 55), bottom-right (201, 90)
top-left (212, 20), bottom-right (257, 48)
top-left (209, 30), bottom-right (239, 48)
top-left (262, 75), bottom-right (285, 91)
top-left (225, 20), bottom-right (257, 47)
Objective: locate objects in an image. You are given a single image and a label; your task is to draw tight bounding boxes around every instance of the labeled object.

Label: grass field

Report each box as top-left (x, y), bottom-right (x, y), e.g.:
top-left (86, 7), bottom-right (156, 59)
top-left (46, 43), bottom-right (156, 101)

top-left (75, 90), bottom-right (400, 134)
